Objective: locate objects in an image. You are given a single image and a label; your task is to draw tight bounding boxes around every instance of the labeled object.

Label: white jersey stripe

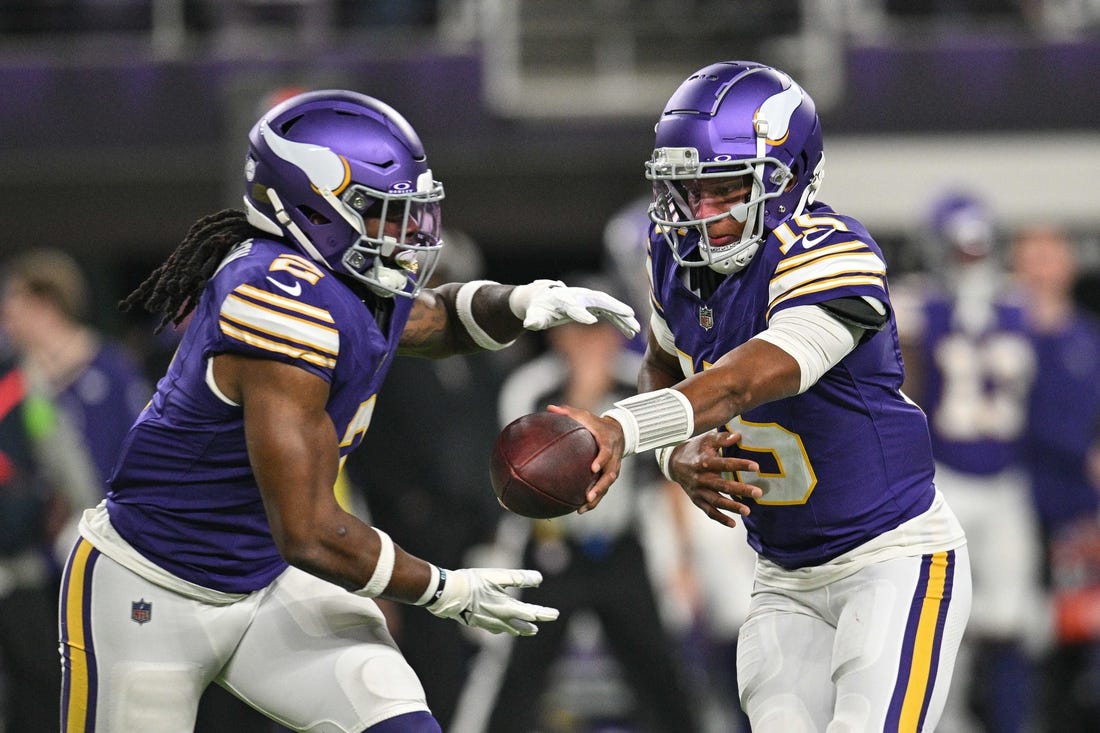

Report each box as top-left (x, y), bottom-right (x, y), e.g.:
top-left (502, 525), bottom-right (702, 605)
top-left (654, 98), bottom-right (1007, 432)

top-left (770, 252), bottom-right (887, 303)
top-left (233, 283), bottom-right (334, 322)
top-left (218, 320), bottom-right (337, 369)
top-left (221, 293), bottom-right (339, 356)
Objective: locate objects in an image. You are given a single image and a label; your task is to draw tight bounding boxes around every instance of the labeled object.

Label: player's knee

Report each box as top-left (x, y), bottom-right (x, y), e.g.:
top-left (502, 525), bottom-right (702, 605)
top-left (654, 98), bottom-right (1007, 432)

top-left (829, 693), bottom-right (872, 732)
top-left (747, 693), bottom-right (818, 733)
top-left (363, 711), bottom-right (441, 733)
top-left (736, 616), bottom-right (787, 719)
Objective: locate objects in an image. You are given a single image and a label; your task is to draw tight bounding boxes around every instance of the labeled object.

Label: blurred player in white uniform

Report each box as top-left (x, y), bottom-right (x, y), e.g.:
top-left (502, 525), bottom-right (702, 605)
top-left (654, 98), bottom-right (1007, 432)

top-left (555, 60), bottom-right (971, 732)
top-left (482, 274), bottom-right (701, 733)
top-left (57, 90), bottom-right (641, 733)
top-left (895, 191), bottom-right (1045, 733)
top-left (602, 194), bottom-right (757, 731)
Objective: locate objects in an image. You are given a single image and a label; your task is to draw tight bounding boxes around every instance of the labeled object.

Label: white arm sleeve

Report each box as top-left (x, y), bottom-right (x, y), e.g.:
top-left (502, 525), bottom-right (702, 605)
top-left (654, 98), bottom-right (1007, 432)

top-left (752, 304), bottom-right (864, 394)
top-left (649, 310), bottom-right (678, 356)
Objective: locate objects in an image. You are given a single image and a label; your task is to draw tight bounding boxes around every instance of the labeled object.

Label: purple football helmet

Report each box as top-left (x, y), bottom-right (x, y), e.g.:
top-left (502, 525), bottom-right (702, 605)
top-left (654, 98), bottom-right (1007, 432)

top-left (646, 61), bottom-right (824, 274)
top-left (928, 190), bottom-right (994, 259)
top-left (243, 90), bottom-right (444, 297)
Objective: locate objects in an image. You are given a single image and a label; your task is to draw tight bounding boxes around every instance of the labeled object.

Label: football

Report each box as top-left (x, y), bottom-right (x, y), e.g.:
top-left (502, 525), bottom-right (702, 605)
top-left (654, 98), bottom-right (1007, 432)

top-left (490, 411), bottom-right (599, 519)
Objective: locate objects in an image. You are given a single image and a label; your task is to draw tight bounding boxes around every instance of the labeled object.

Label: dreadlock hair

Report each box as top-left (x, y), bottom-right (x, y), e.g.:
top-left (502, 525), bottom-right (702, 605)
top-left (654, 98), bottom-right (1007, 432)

top-left (120, 209), bottom-right (258, 334)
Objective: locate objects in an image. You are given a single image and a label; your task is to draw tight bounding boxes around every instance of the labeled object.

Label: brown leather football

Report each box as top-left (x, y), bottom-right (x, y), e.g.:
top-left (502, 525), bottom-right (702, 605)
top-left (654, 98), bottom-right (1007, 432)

top-left (490, 412), bottom-right (599, 519)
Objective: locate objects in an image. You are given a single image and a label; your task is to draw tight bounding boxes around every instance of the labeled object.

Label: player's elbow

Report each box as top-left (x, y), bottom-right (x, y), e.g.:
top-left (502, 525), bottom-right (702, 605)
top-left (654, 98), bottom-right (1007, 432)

top-left (270, 521), bottom-right (326, 570)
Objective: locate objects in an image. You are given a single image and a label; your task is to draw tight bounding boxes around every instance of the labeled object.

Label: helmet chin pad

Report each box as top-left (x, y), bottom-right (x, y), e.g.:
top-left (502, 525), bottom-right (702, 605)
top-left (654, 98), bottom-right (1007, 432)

top-left (708, 242), bottom-right (759, 274)
top-left (363, 263), bottom-right (410, 297)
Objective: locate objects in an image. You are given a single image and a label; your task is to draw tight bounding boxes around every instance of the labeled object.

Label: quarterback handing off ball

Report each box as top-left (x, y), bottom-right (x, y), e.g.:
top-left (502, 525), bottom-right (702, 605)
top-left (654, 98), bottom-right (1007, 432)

top-left (490, 412), bottom-right (599, 519)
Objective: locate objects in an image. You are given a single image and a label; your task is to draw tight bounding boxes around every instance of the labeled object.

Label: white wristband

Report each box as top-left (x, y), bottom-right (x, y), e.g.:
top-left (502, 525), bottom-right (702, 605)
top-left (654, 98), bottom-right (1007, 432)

top-left (414, 564), bottom-right (443, 606)
top-left (456, 280), bottom-right (516, 351)
top-left (354, 528), bottom-right (396, 597)
top-left (601, 388), bottom-right (694, 455)
top-left (655, 443), bottom-right (679, 481)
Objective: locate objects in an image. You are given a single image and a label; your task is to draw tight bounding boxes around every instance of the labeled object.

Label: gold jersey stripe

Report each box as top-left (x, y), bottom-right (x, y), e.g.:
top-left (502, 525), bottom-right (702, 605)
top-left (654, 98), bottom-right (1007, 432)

top-left (219, 320), bottom-right (337, 369)
top-left (769, 252), bottom-right (886, 303)
top-left (775, 240), bottom-right (874, 275)
top-left (222, 294), bottom-right (339, 357)
top-left (766, 274), bottom-right (886, 318)
top-left (233, 283), bottom-right (334, 322)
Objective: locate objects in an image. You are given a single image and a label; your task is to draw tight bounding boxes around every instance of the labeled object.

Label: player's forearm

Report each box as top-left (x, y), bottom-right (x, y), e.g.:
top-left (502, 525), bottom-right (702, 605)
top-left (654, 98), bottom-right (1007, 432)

top-left (399, 282), bottom-right (524, 358)
top-left (677, 339), bottom-right (801, 434)
top-left (633, 334), bottom-right (799, 437)
top-left (282, 514), bottom-right (438, 605)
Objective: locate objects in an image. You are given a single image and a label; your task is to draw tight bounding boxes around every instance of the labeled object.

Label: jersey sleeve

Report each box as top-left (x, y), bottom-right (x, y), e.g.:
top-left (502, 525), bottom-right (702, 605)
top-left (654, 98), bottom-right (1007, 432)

top-left (213, 249), bottom-right (340, 382)
top-left (765, 221), bottom-right (889, 322)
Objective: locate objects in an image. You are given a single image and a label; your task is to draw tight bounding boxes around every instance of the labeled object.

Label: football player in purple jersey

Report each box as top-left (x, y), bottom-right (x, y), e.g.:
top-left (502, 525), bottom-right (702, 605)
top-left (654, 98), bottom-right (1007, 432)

top-left (56, 90), bottom-right (639, 733)
top-left (552, 61), bottom-right (972, 732)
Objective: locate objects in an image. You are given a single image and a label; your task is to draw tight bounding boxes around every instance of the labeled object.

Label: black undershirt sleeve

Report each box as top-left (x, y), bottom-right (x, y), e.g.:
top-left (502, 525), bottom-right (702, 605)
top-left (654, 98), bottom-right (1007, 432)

top-left (819, 296), bottom-right (889, 332)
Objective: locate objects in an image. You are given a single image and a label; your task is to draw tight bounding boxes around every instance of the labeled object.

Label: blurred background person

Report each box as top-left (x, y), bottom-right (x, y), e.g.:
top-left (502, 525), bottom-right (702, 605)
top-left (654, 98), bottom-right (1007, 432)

top-left (467, 272), bottom-right (702, 733)
top-left (0, 247), bottom-right (272, 731)
top-left (340, 229), bottom-right (528, 731)
top-left (1011, 224), bottom-right (1100, 733)
top-left (0, 248), bottom-right (151, 490)
top-left (894, 190), bottom-right (1046, 733)
top-left (0, 343), bottom-right (99, 732)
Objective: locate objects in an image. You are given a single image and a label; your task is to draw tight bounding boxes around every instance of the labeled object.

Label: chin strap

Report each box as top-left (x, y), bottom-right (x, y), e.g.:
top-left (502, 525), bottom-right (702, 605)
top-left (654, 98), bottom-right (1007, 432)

top-left (264, 187), bottom-right (330, 266)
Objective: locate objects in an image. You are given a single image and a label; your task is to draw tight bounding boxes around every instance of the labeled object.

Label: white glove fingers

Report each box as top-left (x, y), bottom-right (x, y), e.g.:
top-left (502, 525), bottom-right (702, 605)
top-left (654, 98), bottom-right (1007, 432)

top-left (485, 597), bottom-right (559, 622)
top-left (565, 303), bottom-right (599, 324)
top-left (507, 619), bottom-right (539, 636)
top-left (525, 603), bottom-right (559, 622)
top-left (467, 614), bottom-right (515, 635)
top-left (588, 309), bottom-right (641, 337)
top-left (478, 568), bottom-right (544, 588)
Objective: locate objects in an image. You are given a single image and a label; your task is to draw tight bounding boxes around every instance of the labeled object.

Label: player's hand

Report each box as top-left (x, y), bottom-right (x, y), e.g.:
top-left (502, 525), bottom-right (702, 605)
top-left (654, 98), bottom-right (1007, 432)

top-left (426, 568), bottom-right (559, 636)
top-left (668, 430), bottom-right (763, 528)
top-left (509, 279), bottom-right (640, 338)
top-left (547, 403), bottom-right (626, 513)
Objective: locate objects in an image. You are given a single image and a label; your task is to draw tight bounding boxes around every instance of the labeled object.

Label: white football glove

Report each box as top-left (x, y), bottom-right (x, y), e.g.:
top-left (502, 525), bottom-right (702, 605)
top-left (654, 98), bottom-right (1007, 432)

top-left (426, 568), bottom-right (559, 636)
top-left (509, 279), bottom-right (640, 338)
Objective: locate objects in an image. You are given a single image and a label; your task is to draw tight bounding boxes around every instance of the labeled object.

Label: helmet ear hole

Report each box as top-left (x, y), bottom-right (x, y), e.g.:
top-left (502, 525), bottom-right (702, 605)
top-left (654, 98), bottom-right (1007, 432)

top-left (784, 162), bottom-right (800, 193)
top-left (297, 205), bottom-right (330, 226)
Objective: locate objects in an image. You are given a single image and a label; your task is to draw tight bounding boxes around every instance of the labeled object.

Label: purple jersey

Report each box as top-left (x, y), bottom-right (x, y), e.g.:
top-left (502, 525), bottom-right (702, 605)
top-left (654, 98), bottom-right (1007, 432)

top-left (911, 286), bottom-right (1034, 476)
top-left (1024, 313), bottom-right (1100, 533)
top-left (106, 238), bottom-right (412, 593)
top-left (56, 342), bottom-right (150, 488)
top-left (649, 201), bottom-right (936, 569)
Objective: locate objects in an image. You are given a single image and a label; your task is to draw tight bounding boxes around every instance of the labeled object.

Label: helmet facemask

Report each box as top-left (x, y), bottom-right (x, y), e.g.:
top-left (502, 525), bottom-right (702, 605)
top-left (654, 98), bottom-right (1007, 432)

top-left (331, 175), bottom-right (444, 297)
top-left (646, 135), bottom-right (791, 275)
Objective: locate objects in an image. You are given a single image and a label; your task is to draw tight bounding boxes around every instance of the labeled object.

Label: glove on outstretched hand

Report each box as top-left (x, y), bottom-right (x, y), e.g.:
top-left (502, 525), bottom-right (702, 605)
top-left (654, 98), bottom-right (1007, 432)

top-left (426, 568), bottom-right (559, 636)
top-left (509, 280), bottom-right (640, 338)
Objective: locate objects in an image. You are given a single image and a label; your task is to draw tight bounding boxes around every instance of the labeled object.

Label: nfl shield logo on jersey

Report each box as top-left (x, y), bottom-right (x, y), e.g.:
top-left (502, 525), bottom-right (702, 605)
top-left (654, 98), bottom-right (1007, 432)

top-left (131, 598), bottom-right (152, 625)
top-left (699, 305), bottom-right (714, 331)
